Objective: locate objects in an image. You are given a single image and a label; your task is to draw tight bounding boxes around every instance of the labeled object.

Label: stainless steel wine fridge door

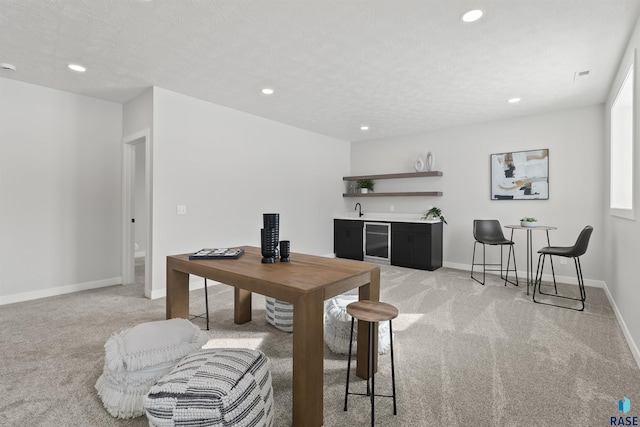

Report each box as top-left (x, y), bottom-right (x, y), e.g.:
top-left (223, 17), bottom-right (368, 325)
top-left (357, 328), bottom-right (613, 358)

top-left (363, 222), bottom-right (391, 265)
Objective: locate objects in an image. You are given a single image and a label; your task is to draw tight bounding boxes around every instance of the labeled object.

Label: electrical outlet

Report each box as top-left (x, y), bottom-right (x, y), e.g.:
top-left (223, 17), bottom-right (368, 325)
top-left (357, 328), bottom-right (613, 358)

top-left (560, 258), bottom-right (568, 265)
top-left (176, 205), bottom-right (187, 215)
top-left (390, 205), bottom-right (395, 212)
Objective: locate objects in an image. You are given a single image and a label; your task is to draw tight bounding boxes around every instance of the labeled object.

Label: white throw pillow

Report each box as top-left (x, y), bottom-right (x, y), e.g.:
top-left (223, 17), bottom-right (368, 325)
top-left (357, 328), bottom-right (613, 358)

top-left (104, 318), bottom-right (208, 372)
top-left (95, 361), bottom-right (176, 419)
top-left (95, 318), bottom-right (208, 419)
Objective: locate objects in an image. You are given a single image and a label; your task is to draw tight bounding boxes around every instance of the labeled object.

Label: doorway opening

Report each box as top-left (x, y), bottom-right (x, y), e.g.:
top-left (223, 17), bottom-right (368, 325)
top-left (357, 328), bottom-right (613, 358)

top-left (122, 129), bottom-right (152, 298)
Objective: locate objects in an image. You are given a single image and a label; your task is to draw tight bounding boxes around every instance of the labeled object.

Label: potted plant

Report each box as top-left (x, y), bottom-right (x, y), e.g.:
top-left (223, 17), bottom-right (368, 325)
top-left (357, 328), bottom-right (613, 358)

top-left (356, 179), bottom-right (375, 194)
top-left (421, 207), bottom-right (447, 224)
top-left (520, 217), bottom-right (538, 227)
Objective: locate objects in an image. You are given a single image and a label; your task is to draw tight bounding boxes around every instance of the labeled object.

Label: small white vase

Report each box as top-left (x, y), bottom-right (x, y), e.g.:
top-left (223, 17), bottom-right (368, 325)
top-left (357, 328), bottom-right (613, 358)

top-left (426, 152), bottom-right (435, 171)
top-left (414, 157), bottom-right (425, 172)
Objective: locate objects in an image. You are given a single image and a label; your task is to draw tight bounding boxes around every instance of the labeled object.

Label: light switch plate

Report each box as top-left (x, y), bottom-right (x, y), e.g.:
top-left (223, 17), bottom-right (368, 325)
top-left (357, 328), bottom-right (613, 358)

top-left (176, 205), bottom-right (187, 215)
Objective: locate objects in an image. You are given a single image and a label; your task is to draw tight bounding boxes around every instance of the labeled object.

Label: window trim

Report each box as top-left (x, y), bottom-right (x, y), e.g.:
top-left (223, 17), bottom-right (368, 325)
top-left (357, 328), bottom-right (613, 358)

top-left (610, 50), bottom-right (636, 220)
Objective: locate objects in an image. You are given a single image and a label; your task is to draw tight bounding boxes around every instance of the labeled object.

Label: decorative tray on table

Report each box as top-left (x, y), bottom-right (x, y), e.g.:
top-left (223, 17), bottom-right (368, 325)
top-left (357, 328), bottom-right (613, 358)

top-left (189, 248), bottom-right (245, 260)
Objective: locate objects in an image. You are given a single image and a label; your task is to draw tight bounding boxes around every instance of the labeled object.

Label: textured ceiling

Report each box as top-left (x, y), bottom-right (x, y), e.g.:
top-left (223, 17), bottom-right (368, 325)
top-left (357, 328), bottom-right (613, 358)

top-left (1, 0), bottom-right (639, 142)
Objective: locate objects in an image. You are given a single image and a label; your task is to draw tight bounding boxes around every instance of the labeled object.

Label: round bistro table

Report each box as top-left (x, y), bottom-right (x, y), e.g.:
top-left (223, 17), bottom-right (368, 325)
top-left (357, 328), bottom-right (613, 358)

top-left (504, 224), bottom-right (557, 295)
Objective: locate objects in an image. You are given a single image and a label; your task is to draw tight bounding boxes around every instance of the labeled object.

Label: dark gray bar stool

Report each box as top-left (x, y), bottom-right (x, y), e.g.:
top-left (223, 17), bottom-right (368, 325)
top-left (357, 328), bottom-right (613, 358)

top-left (344, 300), bottom-right (398, 426)
top-left (471, 219), bottom-right (519, 286)
top-left (533, 226), bottom-right (593, 311)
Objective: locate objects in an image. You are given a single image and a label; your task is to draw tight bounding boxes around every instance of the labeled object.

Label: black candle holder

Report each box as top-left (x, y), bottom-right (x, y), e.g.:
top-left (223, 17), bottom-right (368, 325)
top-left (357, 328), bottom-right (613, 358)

top-left (280, 240), bottom-right (290, 262)
top-left (261, 227), bottom-right (277, 263)
top-left (261, 213), bottom-right (281, 263)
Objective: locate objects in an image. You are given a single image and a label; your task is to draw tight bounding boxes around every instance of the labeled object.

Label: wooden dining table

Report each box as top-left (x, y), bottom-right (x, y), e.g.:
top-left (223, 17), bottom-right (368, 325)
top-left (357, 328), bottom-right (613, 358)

top-left (166, 245), bottom-right (381, 427)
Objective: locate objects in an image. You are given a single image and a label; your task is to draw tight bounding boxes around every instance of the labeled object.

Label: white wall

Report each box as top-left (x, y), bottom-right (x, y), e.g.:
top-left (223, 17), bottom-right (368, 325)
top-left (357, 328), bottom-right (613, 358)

top-left (149, 87), bottom-right (350, 298)
top-left (0, 78), bottom-right (123, 304)
top-left (123, 88), bottom-right (153, 137)
top-left (351, 105), bottom-right (605, 284)
top-left (604, 17), bottom-right (640, 366)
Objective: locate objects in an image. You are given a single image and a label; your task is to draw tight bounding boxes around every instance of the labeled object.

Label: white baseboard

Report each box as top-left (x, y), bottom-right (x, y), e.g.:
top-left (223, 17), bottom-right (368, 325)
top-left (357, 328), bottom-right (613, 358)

top-left (443, 261), bottom-right (472, 271)
top-left (149, 288), bottom-right (166, 300)
top-left (601, 282), bottom-right (640, 370)
top-left (0, 277), bottom-right (122, 305)
top-left (442, 261), bottom-right (605, 288)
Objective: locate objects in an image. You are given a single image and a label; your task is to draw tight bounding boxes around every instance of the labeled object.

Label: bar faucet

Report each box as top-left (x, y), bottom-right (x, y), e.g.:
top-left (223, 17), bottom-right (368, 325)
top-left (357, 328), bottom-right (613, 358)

top-left (355, 203), bottom-right (364, 217)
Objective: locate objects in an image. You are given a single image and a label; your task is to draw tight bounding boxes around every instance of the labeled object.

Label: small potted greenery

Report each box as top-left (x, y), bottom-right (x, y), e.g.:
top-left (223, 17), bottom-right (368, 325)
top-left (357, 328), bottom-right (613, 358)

top-left (520, 217), bottom-right (538, 227)
top-left (421, 207), bottom-right (447, 224)
top-left (356, 179), bottom-right (375, 194)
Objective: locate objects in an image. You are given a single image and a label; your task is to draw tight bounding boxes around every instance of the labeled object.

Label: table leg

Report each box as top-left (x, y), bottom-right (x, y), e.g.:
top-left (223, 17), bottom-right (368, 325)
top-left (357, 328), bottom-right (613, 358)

top-left (292, 289), bottom-right (324, 427)
top-left (166, 263), bottom-right (189, 319)
top-left (509, 229), bottom-right (517, 286)
top-left (234, 288), bottom-right (252, 324)
top-left (546, 231), bottom-right (557, 292)
top-left (357, 268), bottom-right (381, 379)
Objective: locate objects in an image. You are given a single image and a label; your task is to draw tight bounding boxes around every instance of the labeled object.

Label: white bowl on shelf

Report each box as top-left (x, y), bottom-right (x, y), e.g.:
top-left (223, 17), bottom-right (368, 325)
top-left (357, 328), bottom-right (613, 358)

top-left (521, 221), bottom-right (538, 227)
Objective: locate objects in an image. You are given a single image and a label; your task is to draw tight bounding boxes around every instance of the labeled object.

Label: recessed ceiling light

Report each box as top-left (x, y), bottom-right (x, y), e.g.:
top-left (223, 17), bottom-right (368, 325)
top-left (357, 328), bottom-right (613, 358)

top-left (508, 97), bottom-right (521, 103)
top-left (68, 64), bottom-right (86, 72)
top-left (261, 88), bottom-right (274, 95)
top-left (1, 63), bottom-right (16, 71)
top-left (360, 126), bottom-right (369, 131)
top-left (461, 9), bottom-right (483, 22)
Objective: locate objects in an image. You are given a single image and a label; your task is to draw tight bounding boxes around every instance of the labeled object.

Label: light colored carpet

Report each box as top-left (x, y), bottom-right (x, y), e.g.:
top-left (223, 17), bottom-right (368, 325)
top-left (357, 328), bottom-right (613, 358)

top-left (1, 264), bottom-right (638, 426)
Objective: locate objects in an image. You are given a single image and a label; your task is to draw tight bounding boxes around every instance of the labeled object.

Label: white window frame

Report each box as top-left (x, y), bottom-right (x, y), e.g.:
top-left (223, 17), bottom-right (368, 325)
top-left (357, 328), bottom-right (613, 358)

top-left (610, 52), bottom-right (635, 220)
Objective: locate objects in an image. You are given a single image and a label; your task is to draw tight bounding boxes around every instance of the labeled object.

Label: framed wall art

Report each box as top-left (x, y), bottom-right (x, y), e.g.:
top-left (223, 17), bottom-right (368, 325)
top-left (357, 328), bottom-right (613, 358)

top-left (490, 149), bottom-right (549, 200)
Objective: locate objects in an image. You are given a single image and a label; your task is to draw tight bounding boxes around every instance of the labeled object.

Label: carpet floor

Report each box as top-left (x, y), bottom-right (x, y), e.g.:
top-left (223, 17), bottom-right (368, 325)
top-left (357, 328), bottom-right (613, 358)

top-left (1, 264), bottom-right (638, 426)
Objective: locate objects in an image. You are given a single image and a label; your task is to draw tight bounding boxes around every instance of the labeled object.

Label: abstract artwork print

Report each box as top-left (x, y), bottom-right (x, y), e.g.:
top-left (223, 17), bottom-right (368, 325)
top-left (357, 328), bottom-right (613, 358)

top-left (491, 149), bottom-right (549, 200)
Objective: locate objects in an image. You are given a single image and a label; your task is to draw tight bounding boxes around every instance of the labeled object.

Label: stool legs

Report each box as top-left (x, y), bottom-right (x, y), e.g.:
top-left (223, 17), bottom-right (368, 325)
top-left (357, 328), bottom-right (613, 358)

top-left (471, 242), bottom-right (518, 287)
top-left (369, 321), bottom-right (375, 426)
top-left (343, 317), bottom-right (397, 425)
top-left (344, 317), bottom-right (355, 411)
top-left (389, 320), bottom-right (397, 415)
top-left (534, 253), bottom-right (586, 311)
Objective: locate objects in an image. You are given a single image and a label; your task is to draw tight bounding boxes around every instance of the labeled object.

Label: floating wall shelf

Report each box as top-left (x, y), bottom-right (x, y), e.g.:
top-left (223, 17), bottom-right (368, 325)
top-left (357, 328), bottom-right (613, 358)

top-left (343, 171), bottom-right (443, 197)
top-left (343, 191), bottom-right (443, 197)
top-left (343, 171), bottom-right (443, 181)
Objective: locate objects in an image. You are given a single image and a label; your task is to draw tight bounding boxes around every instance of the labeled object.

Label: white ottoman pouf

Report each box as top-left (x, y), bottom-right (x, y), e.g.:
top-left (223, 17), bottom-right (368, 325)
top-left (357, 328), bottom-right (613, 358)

top-left (265, 297), bottom-right (293, 332)
top-left (95, 318), bottom-right (208, 419)
top-left (324, 294), bottom-right (391, 355)
top-left (144, 348), bottom-right (274, 427)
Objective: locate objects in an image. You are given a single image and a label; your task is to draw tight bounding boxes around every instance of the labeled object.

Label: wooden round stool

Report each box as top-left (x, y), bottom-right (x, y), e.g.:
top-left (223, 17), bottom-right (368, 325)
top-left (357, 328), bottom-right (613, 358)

top-left (343, 300), bottom-right (398, 426)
